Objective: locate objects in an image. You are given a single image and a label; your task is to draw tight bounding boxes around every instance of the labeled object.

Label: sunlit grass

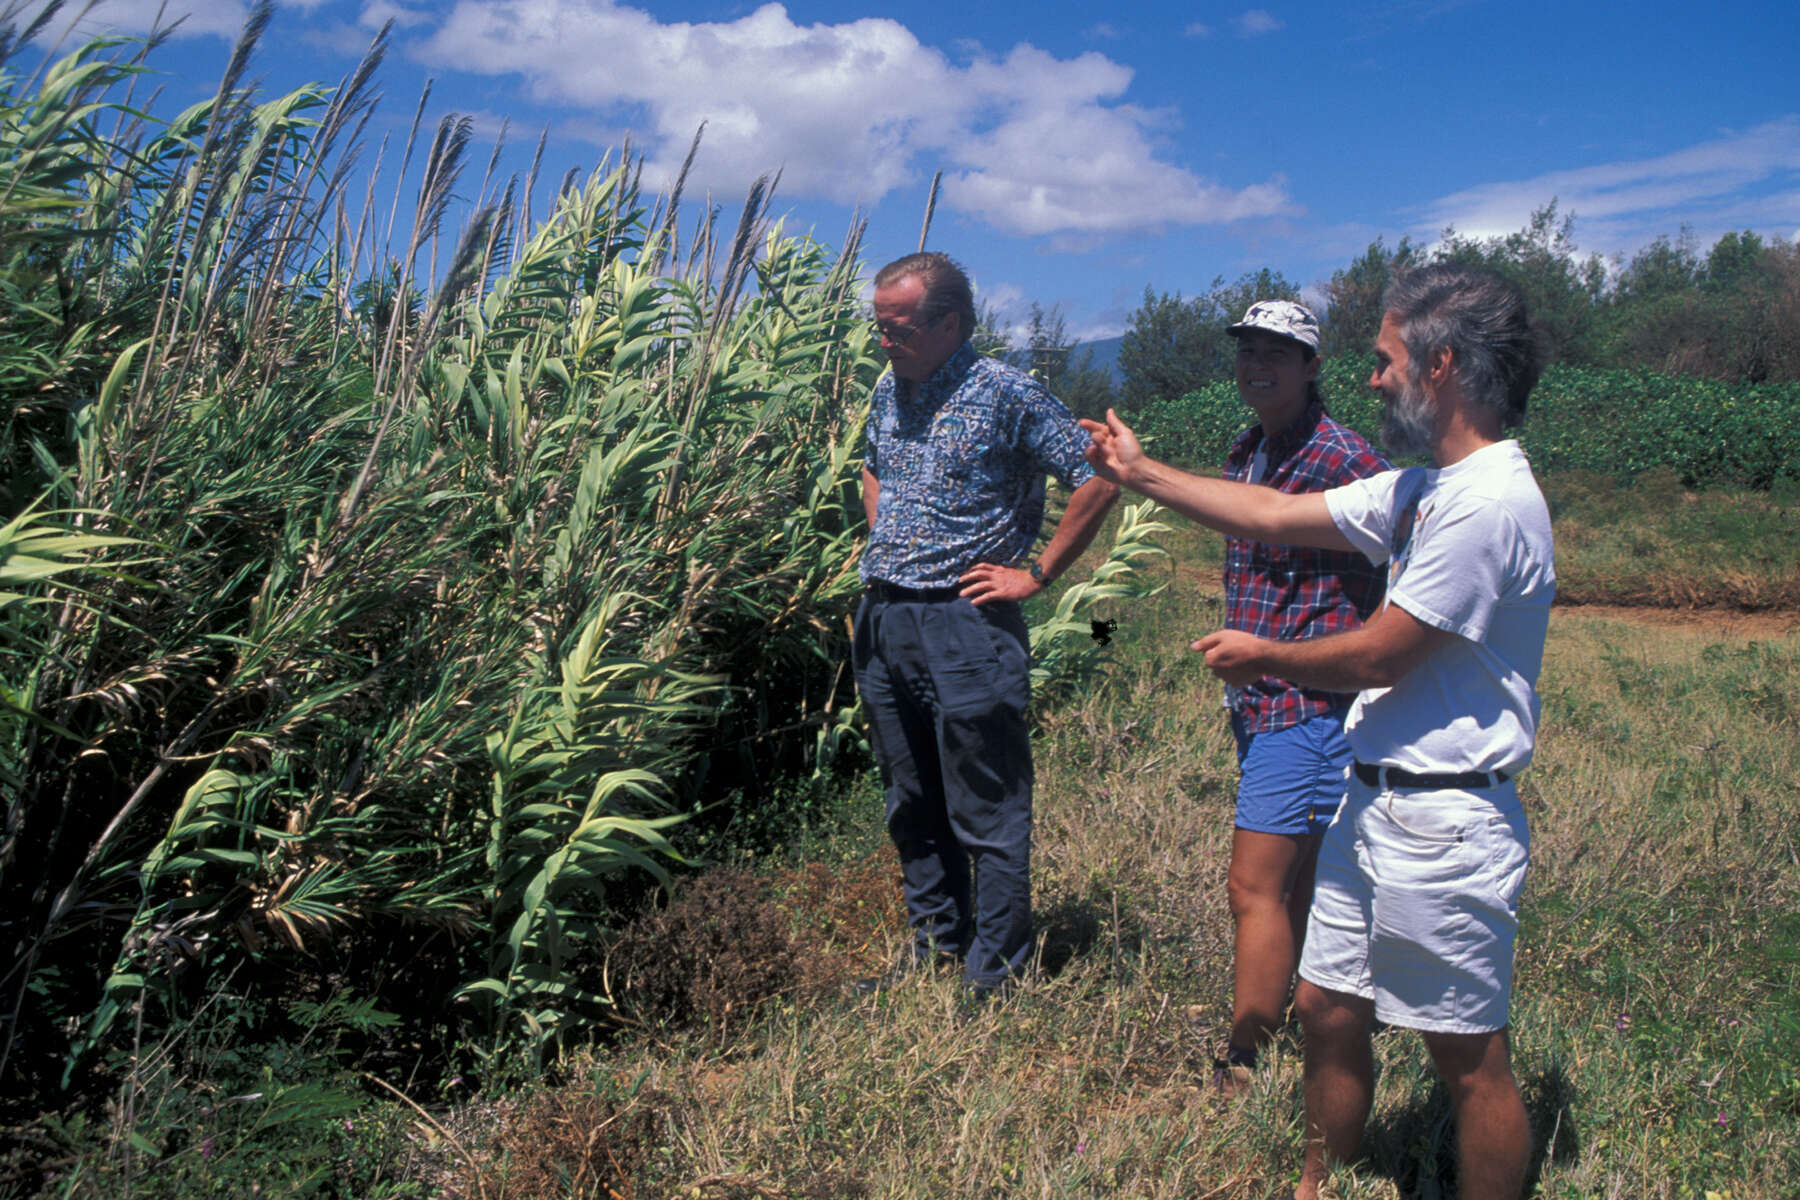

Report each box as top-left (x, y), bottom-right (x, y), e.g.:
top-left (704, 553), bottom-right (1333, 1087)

top-left (422, 513), bottom-right (1800, 1198)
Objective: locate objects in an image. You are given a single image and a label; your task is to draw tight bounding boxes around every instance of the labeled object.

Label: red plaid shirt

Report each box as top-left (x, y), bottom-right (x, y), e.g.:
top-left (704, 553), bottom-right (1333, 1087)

top-left (1223, 401), bottom-right (1389, 733)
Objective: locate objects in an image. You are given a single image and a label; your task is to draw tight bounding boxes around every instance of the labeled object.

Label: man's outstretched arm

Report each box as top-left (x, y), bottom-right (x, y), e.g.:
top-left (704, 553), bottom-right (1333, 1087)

top-left (1081, 408), bottom-right (1353, 551)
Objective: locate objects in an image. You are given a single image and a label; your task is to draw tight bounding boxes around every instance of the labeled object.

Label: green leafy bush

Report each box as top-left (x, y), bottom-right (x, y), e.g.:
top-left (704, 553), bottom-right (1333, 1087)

top-left (0, 18), bottom-right (1167, 1093)
top-left (1135, 355), bottom-right (1800, 490)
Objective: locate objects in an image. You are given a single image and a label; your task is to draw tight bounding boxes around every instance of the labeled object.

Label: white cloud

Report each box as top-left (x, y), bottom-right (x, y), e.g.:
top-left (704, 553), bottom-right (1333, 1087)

top-left (292, 3), bottom-right (428, 63)
top-left (1084, 22), bottom-right (1120, 40)
top-left (359, 1), bottom-right (434, 29)
top-left (978, 280), bottom-right (1026, 322)
top-left (1184, 21), bottom-right (1212, 37)
top-left (42, 0), bottom-right (250, 39)
top-left (405, 0), bottom-right (1291, 239)
top-left (1421, 116), bottom-right (1800, 252)
top-left (1234, 10), bottom-right (1284, 35)
top-left (42, 0), bottom-right (334, 41)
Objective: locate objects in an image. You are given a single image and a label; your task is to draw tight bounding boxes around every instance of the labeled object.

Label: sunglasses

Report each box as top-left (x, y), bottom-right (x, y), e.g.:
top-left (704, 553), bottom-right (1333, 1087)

top-left (871, 312), bottom-right (945, 346)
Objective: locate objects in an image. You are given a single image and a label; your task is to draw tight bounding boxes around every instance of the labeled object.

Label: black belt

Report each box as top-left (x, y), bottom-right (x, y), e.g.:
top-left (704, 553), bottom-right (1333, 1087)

top-left (1355, 762), bottom-right (1509, 790)
top-left (865, 580), bottom-right (964, 603)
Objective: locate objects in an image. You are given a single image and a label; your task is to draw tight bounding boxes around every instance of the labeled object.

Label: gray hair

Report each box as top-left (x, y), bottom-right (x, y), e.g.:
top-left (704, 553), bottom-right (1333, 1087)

top-left (874, 252), bottom-right (977, 344)
top-left (1382, 265), bottom-right (1544, 428)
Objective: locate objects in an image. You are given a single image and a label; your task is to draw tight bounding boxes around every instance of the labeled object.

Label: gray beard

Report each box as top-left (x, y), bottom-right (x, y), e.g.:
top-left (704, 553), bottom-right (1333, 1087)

top-left (1380, 376), bottom-right (1435, 458)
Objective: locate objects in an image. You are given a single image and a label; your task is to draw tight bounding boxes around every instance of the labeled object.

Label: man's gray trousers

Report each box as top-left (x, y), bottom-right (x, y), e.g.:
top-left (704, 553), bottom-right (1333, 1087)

top-left (852, 592), bottom-right (1034, 988)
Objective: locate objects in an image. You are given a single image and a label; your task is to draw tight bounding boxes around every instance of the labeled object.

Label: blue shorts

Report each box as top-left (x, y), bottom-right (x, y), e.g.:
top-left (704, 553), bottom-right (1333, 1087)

top-left (1230, 710), bottom-right (1353, 836)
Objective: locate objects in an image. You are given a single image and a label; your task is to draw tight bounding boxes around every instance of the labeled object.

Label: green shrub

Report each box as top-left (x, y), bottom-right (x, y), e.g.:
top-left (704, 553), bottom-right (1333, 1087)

top-left (0, 18), bottom-right (1169, 1094)
top-left (1135, 355), bottom-right (1800, 490)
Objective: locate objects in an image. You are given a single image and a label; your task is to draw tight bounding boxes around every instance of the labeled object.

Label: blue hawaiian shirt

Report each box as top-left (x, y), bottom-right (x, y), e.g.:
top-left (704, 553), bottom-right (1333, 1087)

top-left (861, 341), bottom-right (1096, 588)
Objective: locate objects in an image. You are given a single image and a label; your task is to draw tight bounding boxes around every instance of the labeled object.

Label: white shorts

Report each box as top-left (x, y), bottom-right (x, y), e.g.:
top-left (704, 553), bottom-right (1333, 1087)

top-left (1298, 778), bottom-right (1530, 1034)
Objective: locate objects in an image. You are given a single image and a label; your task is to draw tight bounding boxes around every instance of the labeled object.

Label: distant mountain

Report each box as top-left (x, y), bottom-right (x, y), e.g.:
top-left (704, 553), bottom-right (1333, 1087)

top-left (1067, 334), bottom-right (1124, 383)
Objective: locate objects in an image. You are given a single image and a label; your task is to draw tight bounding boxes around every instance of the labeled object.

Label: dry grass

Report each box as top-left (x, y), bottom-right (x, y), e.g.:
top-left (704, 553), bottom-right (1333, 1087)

top-left (1547, 470), bottom-right (1800, 610)
top-left (25, 500), bottom-right (1791, 1198)
top-left (428, 508), bottom-right (1800, 1199)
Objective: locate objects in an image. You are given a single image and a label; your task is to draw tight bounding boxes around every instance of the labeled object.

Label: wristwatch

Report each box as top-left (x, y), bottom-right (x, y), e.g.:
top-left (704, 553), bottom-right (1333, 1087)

top-left (1028, 561), bottom-right (1050, 585)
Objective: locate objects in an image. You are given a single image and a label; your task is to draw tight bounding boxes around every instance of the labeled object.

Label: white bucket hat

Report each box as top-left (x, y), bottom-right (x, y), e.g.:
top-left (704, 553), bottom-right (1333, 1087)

top-left (1226, 300), bottom-right (1320, 353)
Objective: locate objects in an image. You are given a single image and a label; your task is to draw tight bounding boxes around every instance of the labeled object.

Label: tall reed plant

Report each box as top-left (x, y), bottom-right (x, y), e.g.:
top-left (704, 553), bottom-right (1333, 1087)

top-left (0, 7), bottom-right (1164, 1095)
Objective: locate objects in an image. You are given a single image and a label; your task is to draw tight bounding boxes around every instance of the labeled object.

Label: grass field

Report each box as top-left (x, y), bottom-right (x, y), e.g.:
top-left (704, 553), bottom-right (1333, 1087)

top-left (38, 495), bottom-right (1778, 1200)
top-left (410, 506), bottom-right (1798, 1200)
top-left (10, 451), bottom-right (1798, 1199)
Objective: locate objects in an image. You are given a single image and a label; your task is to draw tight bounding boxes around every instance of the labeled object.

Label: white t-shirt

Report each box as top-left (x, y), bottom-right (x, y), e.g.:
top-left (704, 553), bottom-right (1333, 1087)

top-left (1325, 440), bottom-right (1555, 776)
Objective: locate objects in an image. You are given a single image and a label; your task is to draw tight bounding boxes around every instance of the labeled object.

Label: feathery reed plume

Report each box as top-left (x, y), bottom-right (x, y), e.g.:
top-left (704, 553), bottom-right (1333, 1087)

top-left (7, 0), bottom-right (105, 90)
top-left (382, 77), bottom-right (431, 262)
top-left (658, 121), bottom-right (706, 271)
top-left (125, 1), bottom-right (272, 497)
top-left (476, 116), bottom-right (508, 209)
top-left (519, 124), bottom-right (546, 249)
top-left (242, 29), bottom-right (387, 374)
top-left (0, 0), bottom-right (67, 70)
top-left (350, 111), bottom-right (475, 530)
top-left (659, 174), bottom-right (772, 516)
top-left (714, 172), bottom-right (773, 331)
top-left (376, 112), bottom-right (472, 394)
top-left (477, 176), bottom-right (517, 292)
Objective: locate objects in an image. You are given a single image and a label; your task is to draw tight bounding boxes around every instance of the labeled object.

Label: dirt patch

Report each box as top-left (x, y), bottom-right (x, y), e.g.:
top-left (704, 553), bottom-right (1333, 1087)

top-left (1192, 573), bottom-right (1800, 635)
top-left (1551, 601), bottom-right (1800, 637)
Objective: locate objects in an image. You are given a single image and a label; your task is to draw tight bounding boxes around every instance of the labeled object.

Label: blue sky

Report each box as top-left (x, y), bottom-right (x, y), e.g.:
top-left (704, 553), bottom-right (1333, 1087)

top-left (34, 0), bottom-right (1800, 341)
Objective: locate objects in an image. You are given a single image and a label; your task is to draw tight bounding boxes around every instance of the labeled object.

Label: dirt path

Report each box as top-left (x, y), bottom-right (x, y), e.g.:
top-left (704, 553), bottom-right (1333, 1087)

top-left (1177, 568), bottom-right (1800, 636)
top-left (1552, 601), bottom-right (1800, 637)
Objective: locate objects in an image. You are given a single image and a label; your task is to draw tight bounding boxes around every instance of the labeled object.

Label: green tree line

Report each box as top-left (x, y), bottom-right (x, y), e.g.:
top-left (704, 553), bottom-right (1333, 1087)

top-left (1132, 356), bottom-right (1800, 492)
top-left (1020, 202), bottom-right (1800, 420)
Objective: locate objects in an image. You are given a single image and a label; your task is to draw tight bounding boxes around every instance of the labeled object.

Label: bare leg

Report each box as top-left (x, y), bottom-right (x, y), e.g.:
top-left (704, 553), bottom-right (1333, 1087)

top-left (1421, 1027), bottom-right (1530, 1200)
top-left (1226, 828), bottom-right (1324, 1055)
top-left (1293, 980), bottom-right (1374, 1200)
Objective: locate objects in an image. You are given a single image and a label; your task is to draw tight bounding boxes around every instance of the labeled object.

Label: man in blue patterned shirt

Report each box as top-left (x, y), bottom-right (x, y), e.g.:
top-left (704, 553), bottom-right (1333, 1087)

top-left (854, 252), bottom-right (1118, 999)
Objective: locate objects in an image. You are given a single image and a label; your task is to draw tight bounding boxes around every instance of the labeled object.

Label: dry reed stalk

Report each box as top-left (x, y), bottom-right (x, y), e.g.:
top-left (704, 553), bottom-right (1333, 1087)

top-left (916, 168), bottom-right (941, 252)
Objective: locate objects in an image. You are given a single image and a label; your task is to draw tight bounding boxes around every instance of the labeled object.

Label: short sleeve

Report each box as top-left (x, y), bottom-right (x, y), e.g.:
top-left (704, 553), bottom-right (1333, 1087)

top-left (1326, 467), bottom-right (1407, 566)
top-left (1016, 383), bottom-right (1096, 490)
top-left (863, 376), bottom-right (891, 479)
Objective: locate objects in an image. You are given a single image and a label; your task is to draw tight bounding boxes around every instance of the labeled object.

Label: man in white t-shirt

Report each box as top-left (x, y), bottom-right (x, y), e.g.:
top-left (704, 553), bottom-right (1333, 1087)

top-left (1082, 266), bottom-right (1551, 1200)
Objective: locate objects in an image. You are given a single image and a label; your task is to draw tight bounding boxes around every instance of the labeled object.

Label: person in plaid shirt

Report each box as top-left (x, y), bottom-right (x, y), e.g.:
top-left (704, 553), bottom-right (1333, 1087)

top-left (1214, 301), bottom-right (1388, 1089)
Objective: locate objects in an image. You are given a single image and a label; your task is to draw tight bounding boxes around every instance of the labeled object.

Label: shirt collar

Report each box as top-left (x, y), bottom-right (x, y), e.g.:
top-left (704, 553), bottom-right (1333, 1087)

top-left (1257, 398), bottom-right (1327, 461)
top-left (900, 340), bottom-right (978, 403)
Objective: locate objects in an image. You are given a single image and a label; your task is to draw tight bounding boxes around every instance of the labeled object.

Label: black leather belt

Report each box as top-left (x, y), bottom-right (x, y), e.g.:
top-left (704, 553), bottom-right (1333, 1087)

top-left (1355, 762), bottom-right (1509, 790)
top-left (865, 580), bottom-right (964, 603)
